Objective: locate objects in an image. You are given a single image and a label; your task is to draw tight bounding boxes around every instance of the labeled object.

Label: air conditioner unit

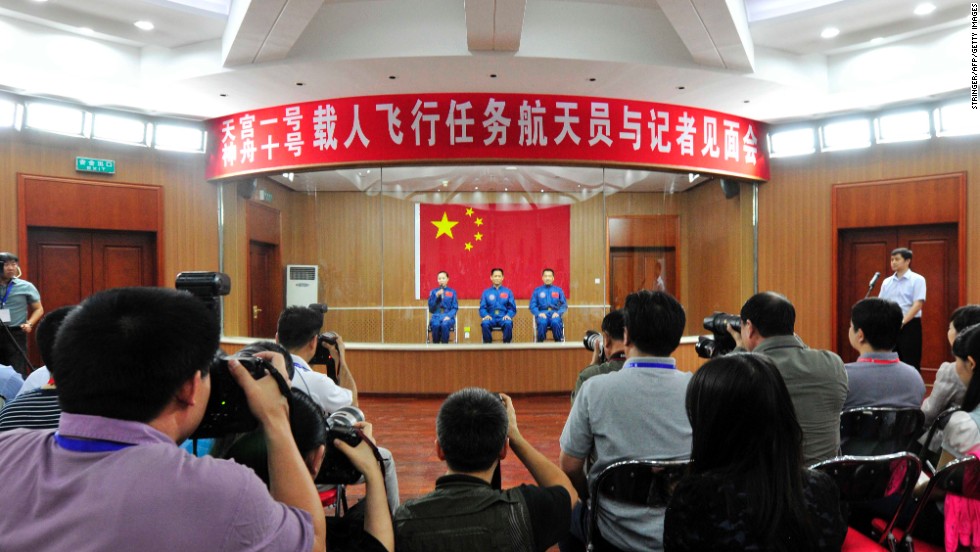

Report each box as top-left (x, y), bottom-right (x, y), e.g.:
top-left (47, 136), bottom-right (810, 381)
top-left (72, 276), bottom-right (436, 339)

top-left (285, 265), bottom-right (319, 307)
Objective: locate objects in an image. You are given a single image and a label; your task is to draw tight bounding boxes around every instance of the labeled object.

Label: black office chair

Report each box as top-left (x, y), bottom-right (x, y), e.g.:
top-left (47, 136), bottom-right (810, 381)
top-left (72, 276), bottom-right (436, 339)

top-left (898, 454), bottom-right (980, 552)
top-left (917, 406), bottom-right (959, 474)
top-left (840, 407), bottom-right (925, 457)
top-left (586, 459), bottom-right (690, 552)
top-left (811, 452), bottom-right (922, 552)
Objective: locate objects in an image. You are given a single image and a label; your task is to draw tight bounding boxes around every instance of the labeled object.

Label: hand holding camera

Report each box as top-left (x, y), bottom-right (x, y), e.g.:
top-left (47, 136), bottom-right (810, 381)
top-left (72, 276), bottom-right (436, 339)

top-left (332, 421), bottom-right (384, 482)
top-left (228, 351), bottom-right (290, 430)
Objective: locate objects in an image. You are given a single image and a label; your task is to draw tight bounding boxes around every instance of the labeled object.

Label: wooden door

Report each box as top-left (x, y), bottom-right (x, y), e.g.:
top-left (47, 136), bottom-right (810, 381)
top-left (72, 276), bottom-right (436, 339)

top-left (609, 247), bottom-right (676, 309)
top-left (27, 228), bottom-right (156, 365)
top-left (837, 224), bottom-right (957, 378)
top-left (248, 241), bottom-right (281, 338)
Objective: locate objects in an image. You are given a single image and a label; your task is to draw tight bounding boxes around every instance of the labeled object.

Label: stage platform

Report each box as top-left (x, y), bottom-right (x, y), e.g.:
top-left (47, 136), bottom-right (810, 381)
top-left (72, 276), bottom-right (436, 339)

top-left (222, 337), bottom-right (705, 395)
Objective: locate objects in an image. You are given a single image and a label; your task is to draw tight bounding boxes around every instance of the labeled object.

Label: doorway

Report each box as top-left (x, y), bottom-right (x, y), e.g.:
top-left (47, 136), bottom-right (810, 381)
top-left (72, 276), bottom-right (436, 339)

top-left (26, 227), bottom-right (157, 365)
top-left (248, 240), bottom-right (282, 338)
top-left (836, 224), bottom-right (958, 377)
top-left (609, 247), bottom-right (676, 309)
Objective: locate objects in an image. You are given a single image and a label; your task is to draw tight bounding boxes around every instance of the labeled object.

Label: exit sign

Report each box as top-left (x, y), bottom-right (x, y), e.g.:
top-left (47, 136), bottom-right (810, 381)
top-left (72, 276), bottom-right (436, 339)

top-left (76, 156), bottom-right (115, 174)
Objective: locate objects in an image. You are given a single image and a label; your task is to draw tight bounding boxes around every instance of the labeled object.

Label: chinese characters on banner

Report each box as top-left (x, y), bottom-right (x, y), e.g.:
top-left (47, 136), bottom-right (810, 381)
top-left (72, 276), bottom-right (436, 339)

top-left (206, 93), bottom-right (769, 181)
top-left (417, 203), bottom-right (571, 300)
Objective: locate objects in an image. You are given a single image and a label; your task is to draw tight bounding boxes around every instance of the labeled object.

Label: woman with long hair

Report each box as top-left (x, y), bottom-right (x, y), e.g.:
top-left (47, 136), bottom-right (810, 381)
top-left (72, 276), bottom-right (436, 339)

top-left (664, 353), bottom-right (846, 551)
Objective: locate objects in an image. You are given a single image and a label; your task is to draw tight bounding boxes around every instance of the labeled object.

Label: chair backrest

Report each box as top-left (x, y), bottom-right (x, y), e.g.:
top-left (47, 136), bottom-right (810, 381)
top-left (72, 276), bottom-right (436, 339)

top-left (811, 452), bottom-right (921, 546)
top-left (918, 405), bottom-right (960, 472)
top-left (902, 454), bottom-right (980, 549)
top-left (839, 407), bottom-right (925, 456)
top-left (586, 459), bottom-right (689, 552)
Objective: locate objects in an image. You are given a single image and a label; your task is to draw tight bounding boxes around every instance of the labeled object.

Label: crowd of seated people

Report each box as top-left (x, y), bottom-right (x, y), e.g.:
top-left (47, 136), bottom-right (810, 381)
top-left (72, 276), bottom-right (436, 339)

top-left (3, 283), bottom-right (980, 551)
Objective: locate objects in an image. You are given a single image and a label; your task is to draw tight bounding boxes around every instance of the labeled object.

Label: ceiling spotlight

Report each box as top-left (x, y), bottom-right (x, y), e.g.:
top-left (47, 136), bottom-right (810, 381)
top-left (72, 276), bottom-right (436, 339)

top-left (676, 86), bottom-right (686, 90)
top-left (388, 75), bottom-right (397, 80)
top-left (504, 188), bottom-right (508, 191)
top-left (588, 78), bottom-right (596, 82)
top-left (134, 20), bottom-right (155, 31)
top-left (870, 37), bottom-right (885, 44)
top-left (821, 27), bottom-right (840, 39)
top-left (913, 2), bottom-right (935, 15)
top-left (79, 27), bottom-right (94, 35)
top-left (31, 0), bottom-right (49, 3)
top-left (490, 74), bottom-right (497, 78)
top-left (474, 187), bottom-right (479, 190)
top-left (295, 82), bottom-right (304, 86)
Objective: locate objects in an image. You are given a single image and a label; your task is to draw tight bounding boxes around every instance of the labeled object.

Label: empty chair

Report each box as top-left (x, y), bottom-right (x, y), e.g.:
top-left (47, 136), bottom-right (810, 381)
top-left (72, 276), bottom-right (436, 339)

top-left (898, 455), bottom-right (980, 552)
top-left (811, 452), bottom-right (922, 552)
top-left (839, 407), bottom-right (925, 457)
top-left (587, 459), bottom-right (689, 552)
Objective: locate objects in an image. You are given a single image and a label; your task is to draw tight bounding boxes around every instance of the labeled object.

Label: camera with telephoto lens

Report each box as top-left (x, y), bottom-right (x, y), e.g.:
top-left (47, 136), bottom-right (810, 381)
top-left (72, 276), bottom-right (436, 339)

top-left (316, 406), bottom-right (366, 485)
top-left (583, 330), bottom-right (606, 364)
top-left (695, 312), bottom-right (742, 359)
top-left (190, 353), bottom-right (278, 439)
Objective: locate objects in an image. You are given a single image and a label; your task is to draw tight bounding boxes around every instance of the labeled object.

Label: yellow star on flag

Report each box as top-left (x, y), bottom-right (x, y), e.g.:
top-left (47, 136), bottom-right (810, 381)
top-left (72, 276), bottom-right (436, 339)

top-left (464, 242), bottom-right (474, 251)
top-left (431, 212), bottom-right (459, 239)
top-left (474, 217), bottom-right (484, 227)
top-left (474, 232), bottom-right (483, 241)
top-left (465, 207), bottom-right (474, 217)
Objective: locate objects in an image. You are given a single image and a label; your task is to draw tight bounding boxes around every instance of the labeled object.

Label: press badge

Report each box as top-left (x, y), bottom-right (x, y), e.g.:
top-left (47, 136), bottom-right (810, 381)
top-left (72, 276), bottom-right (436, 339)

top-left (0, 309), bottom-right (10, 323)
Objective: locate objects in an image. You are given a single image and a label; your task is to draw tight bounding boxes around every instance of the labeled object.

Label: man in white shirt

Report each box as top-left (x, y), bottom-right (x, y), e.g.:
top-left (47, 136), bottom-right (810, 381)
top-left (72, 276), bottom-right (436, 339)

top-left (878, 247), bottom-right (926, 369)
top-left (276, 306), bottom-right (399, 511)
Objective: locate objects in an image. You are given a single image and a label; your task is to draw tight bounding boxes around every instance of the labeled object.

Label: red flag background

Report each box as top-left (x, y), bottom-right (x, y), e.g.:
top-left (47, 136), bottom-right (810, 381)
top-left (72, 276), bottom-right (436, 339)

top-left (417, 203), bottom-right (570, 300)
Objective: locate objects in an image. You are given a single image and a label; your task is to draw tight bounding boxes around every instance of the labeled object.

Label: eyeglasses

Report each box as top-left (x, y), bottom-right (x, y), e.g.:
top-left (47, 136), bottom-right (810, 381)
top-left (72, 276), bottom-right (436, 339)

top-left (2, 262), bottom-right (18, 267)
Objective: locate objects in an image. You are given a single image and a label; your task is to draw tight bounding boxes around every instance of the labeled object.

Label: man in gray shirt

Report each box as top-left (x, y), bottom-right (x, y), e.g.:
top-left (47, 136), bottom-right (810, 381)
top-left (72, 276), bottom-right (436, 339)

top-left (729, 292), bottom-right (848, 465)
top-left (559, 290), bottom-right (692, 552)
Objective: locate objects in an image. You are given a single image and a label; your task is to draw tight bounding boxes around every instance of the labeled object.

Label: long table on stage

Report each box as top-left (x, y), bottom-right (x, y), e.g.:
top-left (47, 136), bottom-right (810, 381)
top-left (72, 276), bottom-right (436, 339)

top-left (221, 337), bottom-right (704, 395)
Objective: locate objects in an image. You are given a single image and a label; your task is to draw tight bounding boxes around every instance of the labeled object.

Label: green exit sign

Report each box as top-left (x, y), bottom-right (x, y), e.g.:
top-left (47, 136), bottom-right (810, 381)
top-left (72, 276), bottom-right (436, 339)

top-left (75, 156), bottom-right (115, 174)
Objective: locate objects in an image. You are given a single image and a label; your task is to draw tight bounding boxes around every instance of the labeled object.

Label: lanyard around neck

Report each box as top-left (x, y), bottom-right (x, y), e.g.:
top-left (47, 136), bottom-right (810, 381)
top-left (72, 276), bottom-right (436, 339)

top-left (54, 433), bottom-right (136, 453)
top-left (624, 360), bottom-right (675, 370)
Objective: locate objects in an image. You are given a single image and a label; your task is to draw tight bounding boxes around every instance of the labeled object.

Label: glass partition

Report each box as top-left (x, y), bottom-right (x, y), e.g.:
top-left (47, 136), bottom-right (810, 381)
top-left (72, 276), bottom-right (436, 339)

top-left (221, 163), bottom-right (752, 342)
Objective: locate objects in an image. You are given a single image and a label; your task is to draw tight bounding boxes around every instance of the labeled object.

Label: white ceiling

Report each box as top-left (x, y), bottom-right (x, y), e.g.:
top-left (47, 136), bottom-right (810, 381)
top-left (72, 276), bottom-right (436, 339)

top-left (0, 0), bottom-right (967, 125)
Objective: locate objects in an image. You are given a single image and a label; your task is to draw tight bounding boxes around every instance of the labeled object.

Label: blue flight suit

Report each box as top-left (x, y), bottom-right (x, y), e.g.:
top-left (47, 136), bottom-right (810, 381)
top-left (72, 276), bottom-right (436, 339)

top-left (427, 286), bottom-right (458, 343)
top-left (480, 286), bottom-right (517, 343)
top-left (529, 284), bottom-right (567, 342)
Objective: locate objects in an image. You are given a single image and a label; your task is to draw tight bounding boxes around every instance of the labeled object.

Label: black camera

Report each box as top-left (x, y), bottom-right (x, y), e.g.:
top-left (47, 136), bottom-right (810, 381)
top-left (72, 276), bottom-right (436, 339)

top-left (695, 312), bottom-right (741, 359)
top-left (316, 406), bottom-right (365, 485)
top-left (190, 353), bottom-right (277, 439)
top-left (309, 331), bottom-right (340, 381)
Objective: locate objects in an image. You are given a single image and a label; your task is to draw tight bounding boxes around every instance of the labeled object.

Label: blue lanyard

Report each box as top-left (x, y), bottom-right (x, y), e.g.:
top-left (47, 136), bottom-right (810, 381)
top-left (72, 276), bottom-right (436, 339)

top-left (624, 360), bottom-right (675, 370)
top-left (0, 281), bottom-right (11, 308)
top-left (54, 433), bottom-right (136, 453)
top-left (293, 361), bottom-right (309, 372)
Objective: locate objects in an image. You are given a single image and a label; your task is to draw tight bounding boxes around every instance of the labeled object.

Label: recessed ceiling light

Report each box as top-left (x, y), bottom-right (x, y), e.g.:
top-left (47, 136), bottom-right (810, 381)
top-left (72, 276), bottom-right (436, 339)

top-left (821, 27), bottom-right (840, 39)
top-left (870, 37), bottom-right (885, 44)
top-left (474, 187), bottom-right (479, 190)
top-left (588, 78), bottom-right (596, 82)
top-left (913, 2), bottom-right (936, 15)
top-left (79, 27), bottom-right (94, 35)
top-left (295, 82), bottom-right (304, 86)
top-left (504, 188), bottom-right (508, 191)
top-left (388, 75), bottom-right (397, 80)
top-left (490, 74), bottom-right (497, 78)
top-left (31, 0), bottom-right (48, 3)
top-left (134, 20), bottom-right (154, 31)
top-left (676, 86), bottom-right (686, 90)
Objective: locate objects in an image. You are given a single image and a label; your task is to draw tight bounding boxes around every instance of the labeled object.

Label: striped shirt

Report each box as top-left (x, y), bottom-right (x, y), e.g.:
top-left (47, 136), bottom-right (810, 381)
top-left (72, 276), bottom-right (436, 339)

top-left (0, 388), bottom-right (61, 432)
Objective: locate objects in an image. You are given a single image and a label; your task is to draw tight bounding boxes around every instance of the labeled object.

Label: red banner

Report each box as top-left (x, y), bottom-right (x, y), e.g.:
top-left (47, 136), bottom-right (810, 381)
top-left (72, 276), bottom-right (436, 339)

top-left (417, 203), bottom-right (570, 300)
top-left (206, 93), bottom-right (769, 181)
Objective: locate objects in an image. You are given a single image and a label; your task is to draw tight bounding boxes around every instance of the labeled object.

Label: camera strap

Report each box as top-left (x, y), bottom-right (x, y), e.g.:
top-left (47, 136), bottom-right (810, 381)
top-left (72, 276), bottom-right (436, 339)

top-left (354, 428), bottom-right (390, 498)
top-left (54, 433), bottom-right (135, 453)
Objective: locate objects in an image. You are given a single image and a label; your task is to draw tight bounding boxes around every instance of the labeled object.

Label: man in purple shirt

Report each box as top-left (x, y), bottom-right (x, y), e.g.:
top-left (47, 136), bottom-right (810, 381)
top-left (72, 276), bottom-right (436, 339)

top-left (0, 287), bottom-right (326, 552)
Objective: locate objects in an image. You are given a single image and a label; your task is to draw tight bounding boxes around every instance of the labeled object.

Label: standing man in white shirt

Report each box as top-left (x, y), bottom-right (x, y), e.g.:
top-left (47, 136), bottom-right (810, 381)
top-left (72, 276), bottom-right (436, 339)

top-left (878, 247), bottom-right (926, 370)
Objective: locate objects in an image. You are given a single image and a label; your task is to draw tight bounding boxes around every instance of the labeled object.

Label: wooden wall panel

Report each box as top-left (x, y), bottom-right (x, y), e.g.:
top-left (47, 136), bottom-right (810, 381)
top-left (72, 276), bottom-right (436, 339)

top-left (245, 200), bottom-right (281, 245)
top-left (762, 136), bottom-right (980, 351)
top-left (835, 175), bottom-right (962, 229)
top-left (1, 128), bottom-right (217, 299)
top-left (21, 176), bottom-right (161, 231)
top-left (608, 215), bottom-right (679, 247)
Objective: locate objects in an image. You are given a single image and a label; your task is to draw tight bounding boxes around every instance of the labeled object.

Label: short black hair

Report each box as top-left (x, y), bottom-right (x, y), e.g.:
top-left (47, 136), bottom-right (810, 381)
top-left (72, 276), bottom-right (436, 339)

top-left (277, 306), bottom-right (323, 351)
top-left (601, 309), bottom-right (626, 342)
top-left (490, 268), bottom-right (504, 276)
top-left (36, 305), bottom-right (77, 378)
top-left (436, 387), bottom-right (508, 473)
top-left (623, 290), bottom-right (685, 356)
top-left (54, 287), bottom-right (220, 423)
top-left (950, 305), bottom-right (980, 333)
top-left (437, 270), bottom-right (449, 278)
top-left (891, 248), bottom-right (913, 261)
top-left (0, 252), bottom-right (18, 264)
top-left (741, 292), bottom-right (795, 338)
top-left (239, 340), bottom-right (295, 380)
top-left (542, 268), bottom-right (554, 276)
top-left (851, 298), bottom-right (903, 351)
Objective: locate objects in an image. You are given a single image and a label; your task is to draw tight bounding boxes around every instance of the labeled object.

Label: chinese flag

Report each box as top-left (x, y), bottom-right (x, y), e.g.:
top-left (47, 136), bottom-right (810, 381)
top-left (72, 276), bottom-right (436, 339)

top-left (417, 203), bottom-right (570, 299)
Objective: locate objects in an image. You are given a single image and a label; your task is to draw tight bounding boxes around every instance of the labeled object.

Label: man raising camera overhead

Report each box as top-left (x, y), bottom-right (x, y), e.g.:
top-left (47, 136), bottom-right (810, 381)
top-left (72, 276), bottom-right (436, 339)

top-left (0, 287), bottom-right (325, 551)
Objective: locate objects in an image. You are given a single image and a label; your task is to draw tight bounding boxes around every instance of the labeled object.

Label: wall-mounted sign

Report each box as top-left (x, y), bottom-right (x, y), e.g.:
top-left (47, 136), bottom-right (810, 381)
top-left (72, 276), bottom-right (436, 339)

top-left (76, 156), bottom-right (115, 175)
top-left (205, 93), bottom-right (769, 182)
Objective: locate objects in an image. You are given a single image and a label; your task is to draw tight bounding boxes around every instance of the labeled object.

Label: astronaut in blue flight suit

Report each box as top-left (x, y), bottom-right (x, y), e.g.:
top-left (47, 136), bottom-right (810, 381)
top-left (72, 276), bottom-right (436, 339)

top-left (427, 270), bottom-right (458, 343)
top-left (479, 267), bottom-right (517, 343)
top-left (529, 268), bottom-right (567, 342)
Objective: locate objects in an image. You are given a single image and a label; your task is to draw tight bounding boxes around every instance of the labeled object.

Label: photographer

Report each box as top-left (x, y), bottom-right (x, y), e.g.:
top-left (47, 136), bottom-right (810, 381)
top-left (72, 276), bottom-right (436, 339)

top-left (227, 389), bottom-right (393, 552)
top-left (570, 309), bottom-right (626, 403)
top-left (277, 305), bottom-right (399, 512)
top-left (0, 287), bottom-right (325, 551)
